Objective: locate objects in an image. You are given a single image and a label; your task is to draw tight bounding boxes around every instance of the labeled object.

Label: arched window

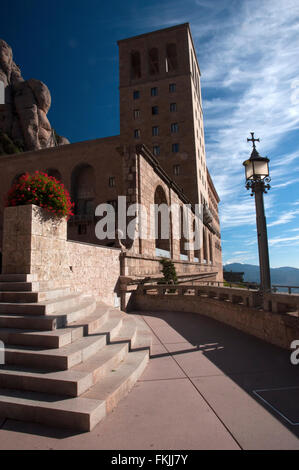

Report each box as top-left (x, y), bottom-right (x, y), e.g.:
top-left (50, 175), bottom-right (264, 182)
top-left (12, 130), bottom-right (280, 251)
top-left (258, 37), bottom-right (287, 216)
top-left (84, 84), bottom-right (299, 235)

top-left (203, 229), bottom-right (208, 264)
top-left (71, 164), bottom-right (96, 217)
top-left (209, 233), bottom-right (213, 264)
top-left (193, 218), bottom-right (201, 262)
top-left (148, 48), bottom-right (159, 75)
top-left (180, 206), bottom-right (188, 260)
top-left (166, 43), bottom-right (178, 72)
top-left (46, 168), bottom-right (62, 182)
top-left (154, 186), bottom-right (170, 257)
top-left (131, 51), bottom-right (141, 79)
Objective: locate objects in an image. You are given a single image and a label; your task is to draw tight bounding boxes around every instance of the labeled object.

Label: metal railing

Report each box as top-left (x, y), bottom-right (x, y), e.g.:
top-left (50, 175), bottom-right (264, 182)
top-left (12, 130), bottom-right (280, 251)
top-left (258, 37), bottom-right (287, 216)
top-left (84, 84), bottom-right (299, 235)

top-left (272, 285), bottom-right (299, 294)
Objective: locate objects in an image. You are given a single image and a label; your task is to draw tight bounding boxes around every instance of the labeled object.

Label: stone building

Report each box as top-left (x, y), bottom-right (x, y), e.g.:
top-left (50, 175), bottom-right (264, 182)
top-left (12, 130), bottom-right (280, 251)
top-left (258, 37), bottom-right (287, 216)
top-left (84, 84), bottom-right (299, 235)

top-left (0, 23), bottom-right (223, 286)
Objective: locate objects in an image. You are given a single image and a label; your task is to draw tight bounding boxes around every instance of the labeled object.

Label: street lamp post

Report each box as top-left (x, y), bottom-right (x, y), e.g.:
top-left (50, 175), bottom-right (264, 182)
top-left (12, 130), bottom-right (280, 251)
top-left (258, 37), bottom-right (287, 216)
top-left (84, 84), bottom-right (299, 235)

top-left (243, 133), bottom-right (271, 292)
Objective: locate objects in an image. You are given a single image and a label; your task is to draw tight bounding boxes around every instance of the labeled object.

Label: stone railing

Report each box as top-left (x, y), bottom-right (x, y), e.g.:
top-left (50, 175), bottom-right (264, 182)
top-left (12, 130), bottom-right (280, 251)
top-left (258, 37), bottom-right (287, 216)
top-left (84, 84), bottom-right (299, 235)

top-left (132, 284), bottom-right (299, 350)
top-left (141, 284), bottom-right (262, 308)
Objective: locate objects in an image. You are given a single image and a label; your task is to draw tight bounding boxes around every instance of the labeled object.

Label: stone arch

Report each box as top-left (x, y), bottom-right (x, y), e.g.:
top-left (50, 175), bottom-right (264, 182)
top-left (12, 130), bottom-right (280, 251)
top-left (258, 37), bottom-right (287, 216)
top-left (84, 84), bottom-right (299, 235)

top-left (131, 50), bottom-right (141, 79)
top-left (193, 218), bottom-right (201, 262)
top-left (154, 185), bottom-right (170, 257)
top-left (71, 163), bottom-right (96, 217)
top-left (209, 233), bottom-right (213, 264)
top-left (179, 205), bottom-right (188, 260)
top-left (148, 47), bottom-right (159, 75)
top-left (46, 168), bottom-right (62, 182)
top-left (166, 43), bottom-right (178, 72)
top-left (203, 228), bottom-right (208, 264)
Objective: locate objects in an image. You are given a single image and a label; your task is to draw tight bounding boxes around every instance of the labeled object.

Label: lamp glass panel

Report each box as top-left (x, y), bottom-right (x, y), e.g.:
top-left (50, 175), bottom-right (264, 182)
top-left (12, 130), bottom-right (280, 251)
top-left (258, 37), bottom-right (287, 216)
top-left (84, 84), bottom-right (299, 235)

top-left (245, 161), bottom-right (254, 179)
top-left (253, 160), bottom-right (269, 178)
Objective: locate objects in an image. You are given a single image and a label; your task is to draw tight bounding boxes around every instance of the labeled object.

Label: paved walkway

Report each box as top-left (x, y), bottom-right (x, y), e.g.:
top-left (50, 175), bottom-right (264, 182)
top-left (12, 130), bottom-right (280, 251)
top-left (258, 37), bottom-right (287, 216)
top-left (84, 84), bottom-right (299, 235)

top-left (0, 310), bottom-right (298, 450)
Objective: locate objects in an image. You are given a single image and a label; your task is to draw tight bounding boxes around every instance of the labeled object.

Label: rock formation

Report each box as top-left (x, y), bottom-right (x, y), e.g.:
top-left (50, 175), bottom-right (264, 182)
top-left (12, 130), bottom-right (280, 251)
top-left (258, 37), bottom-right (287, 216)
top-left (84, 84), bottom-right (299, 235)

top-left (0, 39), bottom-right (69, 154)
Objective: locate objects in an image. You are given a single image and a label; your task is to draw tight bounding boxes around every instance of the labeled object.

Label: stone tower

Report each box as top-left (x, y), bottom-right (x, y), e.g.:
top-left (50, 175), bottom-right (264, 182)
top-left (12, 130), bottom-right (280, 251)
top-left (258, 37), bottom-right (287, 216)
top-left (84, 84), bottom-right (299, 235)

top-left (118, 23), bottom-right (208, 207)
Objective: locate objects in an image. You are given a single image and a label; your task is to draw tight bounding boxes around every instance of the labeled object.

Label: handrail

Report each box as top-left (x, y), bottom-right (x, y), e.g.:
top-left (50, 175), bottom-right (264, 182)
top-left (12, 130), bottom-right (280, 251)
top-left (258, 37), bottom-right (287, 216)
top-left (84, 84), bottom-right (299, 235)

top-left (272, 285), bottom-right (299, 294)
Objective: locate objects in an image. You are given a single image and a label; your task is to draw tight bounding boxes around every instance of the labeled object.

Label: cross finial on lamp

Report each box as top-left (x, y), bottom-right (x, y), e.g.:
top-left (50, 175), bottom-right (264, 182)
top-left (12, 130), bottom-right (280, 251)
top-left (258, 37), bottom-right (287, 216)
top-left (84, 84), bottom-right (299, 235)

top-left (247, 132), bottom-right (260, 150)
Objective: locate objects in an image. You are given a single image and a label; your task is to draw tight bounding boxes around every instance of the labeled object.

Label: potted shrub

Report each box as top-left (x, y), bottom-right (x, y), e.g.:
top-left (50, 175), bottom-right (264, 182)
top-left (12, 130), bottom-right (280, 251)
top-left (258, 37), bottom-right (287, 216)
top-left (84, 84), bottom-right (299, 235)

top-left (5, 171), bottom-right (74, 219)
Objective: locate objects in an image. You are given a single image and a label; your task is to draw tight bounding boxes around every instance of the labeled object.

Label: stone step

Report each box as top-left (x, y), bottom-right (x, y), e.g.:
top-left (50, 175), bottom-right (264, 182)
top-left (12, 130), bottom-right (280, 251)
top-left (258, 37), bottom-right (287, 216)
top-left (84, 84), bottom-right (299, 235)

top-left (4, 334), bottom-right (107, 370)
top-left (0, 294), bottom-right (83, 316)
top-left (111, 316), bottom-right (138, 347)
top-left (0, 298), bottom-right (96, 331)
top-left (0, 365), bottom-right (94, 397)
top-left (0, 274), bottom-right (38, 283)
top-left (0, 388), bottom-right (106, 431)
top-left (94, 311), bottom-right (124, 342)
top-left (0, 281), bottom-right (60, 292)
top-left (0, 324), bottom-right (84, 348)
top-left (83, 350), bottom-right (149, 413)
top-left (0, 288), bottom-right (71, 303)
top-left (67, 302), bottom-right (113, 335)
top-left (130, 316), bottom-right (153, 353)
top-left (73, 343), bottom-right (129, 388)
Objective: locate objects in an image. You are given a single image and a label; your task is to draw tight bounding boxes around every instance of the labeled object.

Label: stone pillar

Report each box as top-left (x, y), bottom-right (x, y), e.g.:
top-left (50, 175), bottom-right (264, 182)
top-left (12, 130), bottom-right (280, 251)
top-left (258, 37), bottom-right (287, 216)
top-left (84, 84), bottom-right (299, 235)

top-left (2, 204), bottom-right (67, 276)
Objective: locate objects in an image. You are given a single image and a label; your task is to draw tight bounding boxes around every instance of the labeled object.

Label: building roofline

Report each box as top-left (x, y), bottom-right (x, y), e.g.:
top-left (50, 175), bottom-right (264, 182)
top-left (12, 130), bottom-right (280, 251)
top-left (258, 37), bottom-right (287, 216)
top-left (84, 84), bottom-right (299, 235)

top-left (117, 23), bottom-right (190, 44)
top-left (207, 168), bottom-right (220, 203)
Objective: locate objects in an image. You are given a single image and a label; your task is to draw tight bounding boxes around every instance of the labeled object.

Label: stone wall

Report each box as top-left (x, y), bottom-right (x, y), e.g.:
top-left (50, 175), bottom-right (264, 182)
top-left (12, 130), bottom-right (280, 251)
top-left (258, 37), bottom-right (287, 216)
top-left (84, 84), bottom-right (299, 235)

top-left (132, 286), bottom-right (299, 350)
top-left (2, 205), bottom-right (121, 306)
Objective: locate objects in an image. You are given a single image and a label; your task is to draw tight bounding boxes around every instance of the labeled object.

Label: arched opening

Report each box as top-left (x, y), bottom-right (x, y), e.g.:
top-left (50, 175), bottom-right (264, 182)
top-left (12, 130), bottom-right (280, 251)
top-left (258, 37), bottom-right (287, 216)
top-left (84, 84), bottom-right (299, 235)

top-left (154, 186), bottom-right (170, 258)
top-left (193, 218), bottom-right (201, 262)
top-left (209, 233), bottom-right (213, 265)
top-left (131, 51), bottom-right (141, 79)
top-left (148, 48), bottom-right (159, 75)
top-left (203, 228), bottom-right (208, 264)
top-left (180, 205), bottom-right (189, 261)
top-left (46, 168), bottom-right (62, 182)
top-left (71, 163), bottom-right (96, 218)
top-left (166, 43), bottom-right (178, 72)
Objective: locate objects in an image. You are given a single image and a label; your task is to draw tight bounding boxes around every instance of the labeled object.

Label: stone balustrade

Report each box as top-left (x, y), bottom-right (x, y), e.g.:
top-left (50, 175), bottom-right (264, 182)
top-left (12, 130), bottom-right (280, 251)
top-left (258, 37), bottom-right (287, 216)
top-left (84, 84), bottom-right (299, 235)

top-left (141, 284), bottom-right (262, 308)
top-left (132, 284), bottom-right (299, 350)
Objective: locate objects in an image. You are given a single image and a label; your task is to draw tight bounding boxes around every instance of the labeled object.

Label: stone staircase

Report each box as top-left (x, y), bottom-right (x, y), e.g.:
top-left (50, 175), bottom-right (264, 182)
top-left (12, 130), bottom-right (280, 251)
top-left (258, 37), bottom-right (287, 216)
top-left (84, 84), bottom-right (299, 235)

top-left (0, 273), bottom-right (152, 432)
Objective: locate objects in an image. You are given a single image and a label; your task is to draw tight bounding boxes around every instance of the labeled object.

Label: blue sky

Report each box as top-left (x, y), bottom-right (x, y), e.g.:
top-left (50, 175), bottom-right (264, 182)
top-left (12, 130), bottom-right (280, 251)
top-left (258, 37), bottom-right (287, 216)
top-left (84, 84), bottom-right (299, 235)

top-left (2, 0), bottom-right (299, 268)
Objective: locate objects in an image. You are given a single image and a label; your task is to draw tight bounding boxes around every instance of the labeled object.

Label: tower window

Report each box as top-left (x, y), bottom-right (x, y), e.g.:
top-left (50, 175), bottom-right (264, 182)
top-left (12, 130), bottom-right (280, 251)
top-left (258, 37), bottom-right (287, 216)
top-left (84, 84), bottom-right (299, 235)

top-left (166, 44), bottom-right (178, 72)
top-left (173, 164), bottom-right (181, 176)
top-left (133, 109), bottom-right (140, 119)
top-left (134, 129), bottom-right (141, 139)
top-left (133, 90), bottom-right (140, 100)
top-left (170, 103), bottom-right (177, 112)
top-left (169, 83), bottom-right (176, 93)
top-left (172, 143), bottom-right (179, 153)
top-left (152, 126), bottom-right (159, 136)
top-left (151, 87), bottom-right (158, 96)
top-left (153, 145), bottom-right (160, 156)
top-left (148, 48), bottom-right (159, 75)
top-left (109, 177), bottom-right (116, 188)
top-left (152, 106), bottom-right (159, 115)
top-left (131, 51), bottom-right (141, 79)
top-left (171, 123), bottom-right (179, 133)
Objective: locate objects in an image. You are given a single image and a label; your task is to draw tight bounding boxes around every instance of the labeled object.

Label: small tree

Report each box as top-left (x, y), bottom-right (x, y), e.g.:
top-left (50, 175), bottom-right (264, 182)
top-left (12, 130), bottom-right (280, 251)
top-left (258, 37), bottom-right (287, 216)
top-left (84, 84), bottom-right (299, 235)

top-left (159, 258), bottom-right (178, 285)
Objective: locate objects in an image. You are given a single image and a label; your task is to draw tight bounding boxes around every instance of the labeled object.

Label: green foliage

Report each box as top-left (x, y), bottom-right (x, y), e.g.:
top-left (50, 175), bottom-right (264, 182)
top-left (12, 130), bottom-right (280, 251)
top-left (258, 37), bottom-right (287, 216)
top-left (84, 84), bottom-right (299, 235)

top-left (0, 131), bottom-right (24, 155)
top-left (159, 258), bottom-right (178, 285)
top-left (5, 171), bottom-right (74, 219)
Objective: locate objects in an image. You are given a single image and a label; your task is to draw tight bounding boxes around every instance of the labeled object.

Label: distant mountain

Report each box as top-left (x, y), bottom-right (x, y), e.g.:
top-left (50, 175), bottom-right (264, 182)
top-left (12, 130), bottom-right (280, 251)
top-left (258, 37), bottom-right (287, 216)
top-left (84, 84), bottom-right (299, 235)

top-left (224, 263), bottom-right (299, 287)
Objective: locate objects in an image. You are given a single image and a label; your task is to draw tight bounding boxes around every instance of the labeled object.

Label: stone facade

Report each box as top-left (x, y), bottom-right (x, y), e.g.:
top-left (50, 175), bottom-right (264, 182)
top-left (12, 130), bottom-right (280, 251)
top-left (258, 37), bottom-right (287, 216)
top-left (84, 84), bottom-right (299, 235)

top-left (0, 23), bottom-right (223, 287)
top-left (2, 205), bottom-right (121, 306)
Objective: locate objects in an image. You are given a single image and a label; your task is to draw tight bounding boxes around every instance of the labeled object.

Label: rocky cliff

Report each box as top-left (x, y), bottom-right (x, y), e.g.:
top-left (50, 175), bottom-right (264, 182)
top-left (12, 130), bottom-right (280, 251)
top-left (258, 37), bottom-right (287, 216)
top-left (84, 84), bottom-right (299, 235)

top-left (0, 39), bottom-right (69, 154)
